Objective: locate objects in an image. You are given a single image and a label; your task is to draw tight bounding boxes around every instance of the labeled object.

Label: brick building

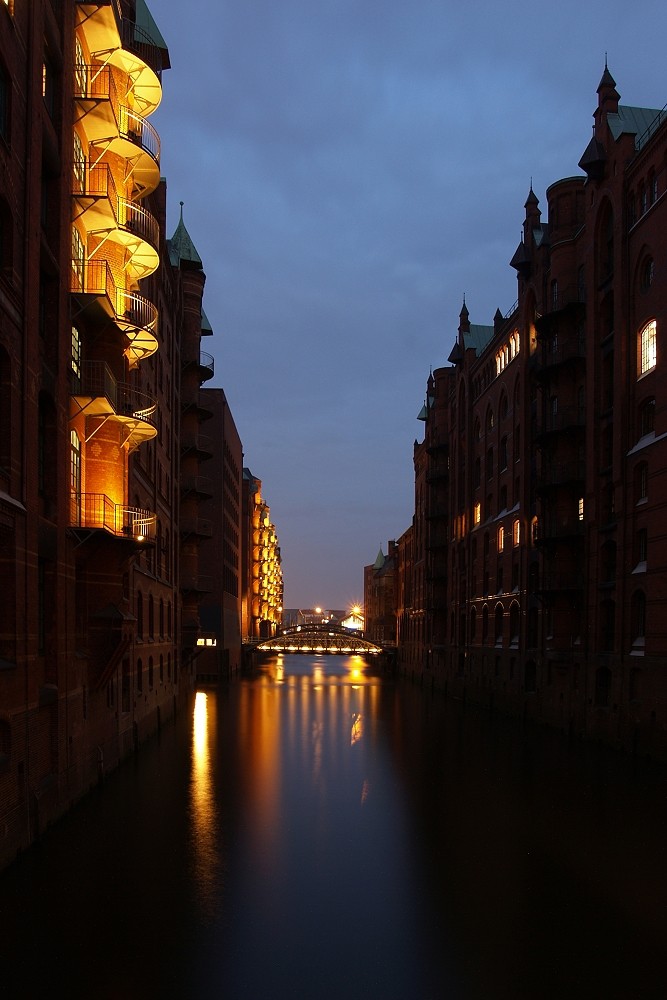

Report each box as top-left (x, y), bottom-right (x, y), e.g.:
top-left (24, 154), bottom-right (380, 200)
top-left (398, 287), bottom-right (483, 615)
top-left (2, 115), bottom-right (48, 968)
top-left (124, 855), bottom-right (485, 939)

top-left (198, 387), bottom-right (244, 680)
top-left (364, 542), bottom-right (398, 645)
top-left (0, 0), bottom-right (216, 868)
top-left (398, 67), bottom-right (667, 757)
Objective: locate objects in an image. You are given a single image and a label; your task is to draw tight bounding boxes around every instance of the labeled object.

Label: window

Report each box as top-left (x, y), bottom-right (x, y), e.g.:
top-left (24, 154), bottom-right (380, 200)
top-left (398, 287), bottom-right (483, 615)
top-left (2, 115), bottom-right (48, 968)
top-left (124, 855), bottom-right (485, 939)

top-left (498, 525), bottom-right (505, 551)
top-left (633, 592), bottom-right (647, 644)
top-left (473, 501), bottom-right (481, 525)
top-left (513, 519), bottom-right (520, 546)
top-left (639, 320), bottom-right (656, 375)
top-left (639, 398), bottom-right (655, 437)
top-left (73, 131), bottom-right (85, 193)
top-left (137, 592), bottom-right (144, 640)
top-left (71, 326), bottom-right (81, 381)
top-left (69, 430), bottom-right (81, 519)
top-left (71, 226), bottom-right (84, 291)
top-left (641, 258), bottom-right (654, 290)
top-left (636, 463), bottom-right (648, 502)
top-left (487, 448), bottom-right (493, 478)
top-left (637, 528), bottom-right (647, 567)
top-left (500, 436), bottom-right (508, 470)
top-left (578, 497), bottom-right (584, 521)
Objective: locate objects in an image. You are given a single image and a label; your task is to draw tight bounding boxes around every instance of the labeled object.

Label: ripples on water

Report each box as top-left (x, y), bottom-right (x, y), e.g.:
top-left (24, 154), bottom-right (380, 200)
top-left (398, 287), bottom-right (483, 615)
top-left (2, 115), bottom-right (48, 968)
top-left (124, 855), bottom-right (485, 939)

top-left (1, 653), bottom-right (666, 1000)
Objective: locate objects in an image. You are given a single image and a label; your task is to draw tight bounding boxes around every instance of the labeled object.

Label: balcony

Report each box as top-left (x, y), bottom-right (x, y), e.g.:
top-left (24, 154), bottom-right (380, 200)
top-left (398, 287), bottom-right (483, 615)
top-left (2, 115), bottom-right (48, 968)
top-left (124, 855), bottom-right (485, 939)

top-left (181, 432), bottom-right (214, 459)
top-left (534, 518), bottom-right (585, 545)
top-left (71, 360), bottom-right (157, 449)
top-left (538, 572), bottom-right (584, 593)
top-left (535, 337), bottom-right (586, 377)
top-left (76, 1), bottom-right (164, 114)
top-left (180, 475), bottom-right (214, 498)
top-left (180, 517), bottom-right (214, 539)
top-left (70, 492), bottom-right (156, 542)
top-left (74, 65), bottom-right (160, 196)
top-left (536, 460), bottom-right (585, 493)
top-left (181, 573), bottom-right (213, 594)
top-left (426, 464), bottom-right (449, 484)
top-left (535, 284), bottom-right (586, 322)
top-left (71, 259), bottom-right (158, 365)
top-left (72, 164), bottom-right (160, 281)
top-left (535, 406), bottom-right (586, 441)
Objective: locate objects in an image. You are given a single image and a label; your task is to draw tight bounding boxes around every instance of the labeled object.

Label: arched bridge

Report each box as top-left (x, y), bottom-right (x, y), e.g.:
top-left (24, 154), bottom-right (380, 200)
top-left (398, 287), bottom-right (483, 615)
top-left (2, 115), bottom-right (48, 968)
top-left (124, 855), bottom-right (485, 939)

top-left (254, 623), bottom-right (384, 655)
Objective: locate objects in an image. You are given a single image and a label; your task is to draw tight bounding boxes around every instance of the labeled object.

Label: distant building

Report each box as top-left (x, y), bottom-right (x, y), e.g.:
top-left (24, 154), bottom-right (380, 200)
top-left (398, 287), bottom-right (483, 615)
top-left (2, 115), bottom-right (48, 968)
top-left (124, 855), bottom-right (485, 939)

top-left (197, 389), bottom-right (244, 679)
top-left (364, 543), bottom-right (398, 645)
top-left (397, 67), bottom-right (667, 759)
top-left (242, 471), bottom-right (283, 639)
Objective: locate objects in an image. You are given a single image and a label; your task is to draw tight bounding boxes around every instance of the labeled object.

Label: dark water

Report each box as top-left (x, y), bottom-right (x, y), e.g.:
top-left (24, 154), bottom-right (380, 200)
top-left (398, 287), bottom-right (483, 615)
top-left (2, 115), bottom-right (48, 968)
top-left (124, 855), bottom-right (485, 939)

top-left (1, 654), bottom-right (666, 1000)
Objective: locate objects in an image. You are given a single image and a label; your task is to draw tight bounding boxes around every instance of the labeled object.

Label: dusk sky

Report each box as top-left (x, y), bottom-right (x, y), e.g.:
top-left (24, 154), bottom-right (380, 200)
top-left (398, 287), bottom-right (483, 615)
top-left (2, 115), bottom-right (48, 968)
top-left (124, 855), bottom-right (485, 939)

top-left (151, 1), bottom-right (666, 611)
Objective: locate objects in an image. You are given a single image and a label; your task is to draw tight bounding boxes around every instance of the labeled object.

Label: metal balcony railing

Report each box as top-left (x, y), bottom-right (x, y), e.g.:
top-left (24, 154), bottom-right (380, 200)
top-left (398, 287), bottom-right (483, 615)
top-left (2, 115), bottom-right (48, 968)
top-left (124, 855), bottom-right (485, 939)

top-left (74, 65), bottom-right (160, 165)
top-left (120, 17), bottom-right (163, 79)
top-left (71, 492), bottom-right (156, 540)
top-left (71, 260), bottom-right (158, 347)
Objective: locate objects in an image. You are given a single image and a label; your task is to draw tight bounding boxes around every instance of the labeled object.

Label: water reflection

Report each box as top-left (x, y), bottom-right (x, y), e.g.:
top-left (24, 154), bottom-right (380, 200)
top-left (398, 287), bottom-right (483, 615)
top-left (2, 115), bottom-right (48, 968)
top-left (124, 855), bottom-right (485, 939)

top-left (3, 653), bottom-right (667, 999)
top-left (189, 690), bottom-right (222, 920)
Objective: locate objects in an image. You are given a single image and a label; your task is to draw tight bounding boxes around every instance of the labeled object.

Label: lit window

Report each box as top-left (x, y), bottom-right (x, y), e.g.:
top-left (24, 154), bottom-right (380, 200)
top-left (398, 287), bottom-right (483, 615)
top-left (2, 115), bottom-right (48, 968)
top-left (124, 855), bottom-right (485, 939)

top-left (498, 525), bottom-right (505, 550)
top-left (71, 326), bottom-right (81, 379)
top-left (639, 320), bottom-right (656, 375)
top-left (578, 497), bottom-right (584, 521)
top-left (513, 519), bottom-right (520, 546)
top-left (473, 502), bottom-right (481, 525)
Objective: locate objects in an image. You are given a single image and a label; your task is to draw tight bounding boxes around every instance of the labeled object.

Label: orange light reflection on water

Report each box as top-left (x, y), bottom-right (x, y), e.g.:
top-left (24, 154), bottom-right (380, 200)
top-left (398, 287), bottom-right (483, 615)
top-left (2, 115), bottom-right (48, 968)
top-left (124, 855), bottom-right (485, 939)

top-left (190, 691), bottom-right (222, 919)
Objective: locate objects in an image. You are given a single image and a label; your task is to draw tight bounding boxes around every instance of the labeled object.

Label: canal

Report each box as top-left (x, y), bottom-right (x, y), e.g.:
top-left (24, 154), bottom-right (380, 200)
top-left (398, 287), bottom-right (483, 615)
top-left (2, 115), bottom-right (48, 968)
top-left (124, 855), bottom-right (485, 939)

top-left (1, 653), bottom-right (666, 999)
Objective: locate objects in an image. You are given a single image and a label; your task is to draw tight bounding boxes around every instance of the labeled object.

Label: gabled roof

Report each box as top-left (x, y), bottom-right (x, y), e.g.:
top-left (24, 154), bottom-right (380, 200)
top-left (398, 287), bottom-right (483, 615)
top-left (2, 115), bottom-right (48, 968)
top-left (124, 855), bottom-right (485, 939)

top-left (373, 548), bottom-right (385, 570)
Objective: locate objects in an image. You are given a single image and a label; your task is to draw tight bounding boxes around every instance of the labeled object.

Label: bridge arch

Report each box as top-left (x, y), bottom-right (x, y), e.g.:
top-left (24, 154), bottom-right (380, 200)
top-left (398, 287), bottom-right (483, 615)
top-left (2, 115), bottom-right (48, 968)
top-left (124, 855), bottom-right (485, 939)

top-left (255, 623), bottom-right (383, 655)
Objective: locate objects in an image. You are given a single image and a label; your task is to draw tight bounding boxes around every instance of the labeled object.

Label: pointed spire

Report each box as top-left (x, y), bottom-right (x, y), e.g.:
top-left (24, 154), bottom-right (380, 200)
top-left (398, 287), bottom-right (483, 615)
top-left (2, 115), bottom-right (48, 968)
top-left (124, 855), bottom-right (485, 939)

top-left (169, 201), bottom-right (203, 267)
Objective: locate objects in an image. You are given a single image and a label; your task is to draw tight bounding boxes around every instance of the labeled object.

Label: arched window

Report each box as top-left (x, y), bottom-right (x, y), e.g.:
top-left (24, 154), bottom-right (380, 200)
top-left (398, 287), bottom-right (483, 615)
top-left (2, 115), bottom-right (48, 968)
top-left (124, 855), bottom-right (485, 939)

top-left (159, 598), bottom-right (164, 637)
top-left (137, 591), bottom-right (143, 640)
top-left (486, 407), bottom-right (494, 435)
top-left (513, 519), bottom-right (520, 546)
top-left (509, 602), bottom-right (520, 647)
top-left (137, 657), bottom-right (143, 693)
top-left (148, 594), bottom-right (154, 639)
top-left (482, 605), bottom-right (489, 643)
top-left (495, 603), bottom-right (504, 645)
top-left (638, 320), bottom-right (656, 376)
top-left (470, 607), bottom-right (477, 642)
top-left (497, 525), bottom-right (505, 551)
top-left (148, 656), bottom-right (154, 689)
top-left (641, 258), bottom-right (655, 290)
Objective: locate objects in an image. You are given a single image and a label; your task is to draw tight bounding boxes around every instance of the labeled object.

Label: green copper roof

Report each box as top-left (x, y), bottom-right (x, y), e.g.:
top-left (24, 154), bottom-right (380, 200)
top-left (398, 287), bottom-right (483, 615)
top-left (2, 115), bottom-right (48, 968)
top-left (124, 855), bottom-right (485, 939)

top-left (201, 307), bottom-right (213, 336)
top-left (136, 0), bottom-right (169, 53)
top-left (464, 324), bottom-right (495, 356)
top-left (169, 202), bottom-right (203, 267)
top-left (373, 548), bottom-right (385, 570)
top-left (608, 104), bottom-right (662, 144)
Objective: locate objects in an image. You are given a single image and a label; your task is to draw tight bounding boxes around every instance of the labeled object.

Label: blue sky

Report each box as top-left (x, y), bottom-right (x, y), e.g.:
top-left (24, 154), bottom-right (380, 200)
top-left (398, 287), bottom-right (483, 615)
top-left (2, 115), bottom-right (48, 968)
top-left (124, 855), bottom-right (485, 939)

top-left (151, 0), bottom-right (667, 609)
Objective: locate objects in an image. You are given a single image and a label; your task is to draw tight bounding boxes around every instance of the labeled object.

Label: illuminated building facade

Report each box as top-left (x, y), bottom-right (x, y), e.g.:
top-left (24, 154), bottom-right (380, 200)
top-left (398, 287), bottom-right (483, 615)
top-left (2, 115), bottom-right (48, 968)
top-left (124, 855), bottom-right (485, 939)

top-left (242, 470), bottom-right (283, 640)
top-left (0, 0), bottom-right (215, 869)
top-left (398, 68), bottom-right (667, 757)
